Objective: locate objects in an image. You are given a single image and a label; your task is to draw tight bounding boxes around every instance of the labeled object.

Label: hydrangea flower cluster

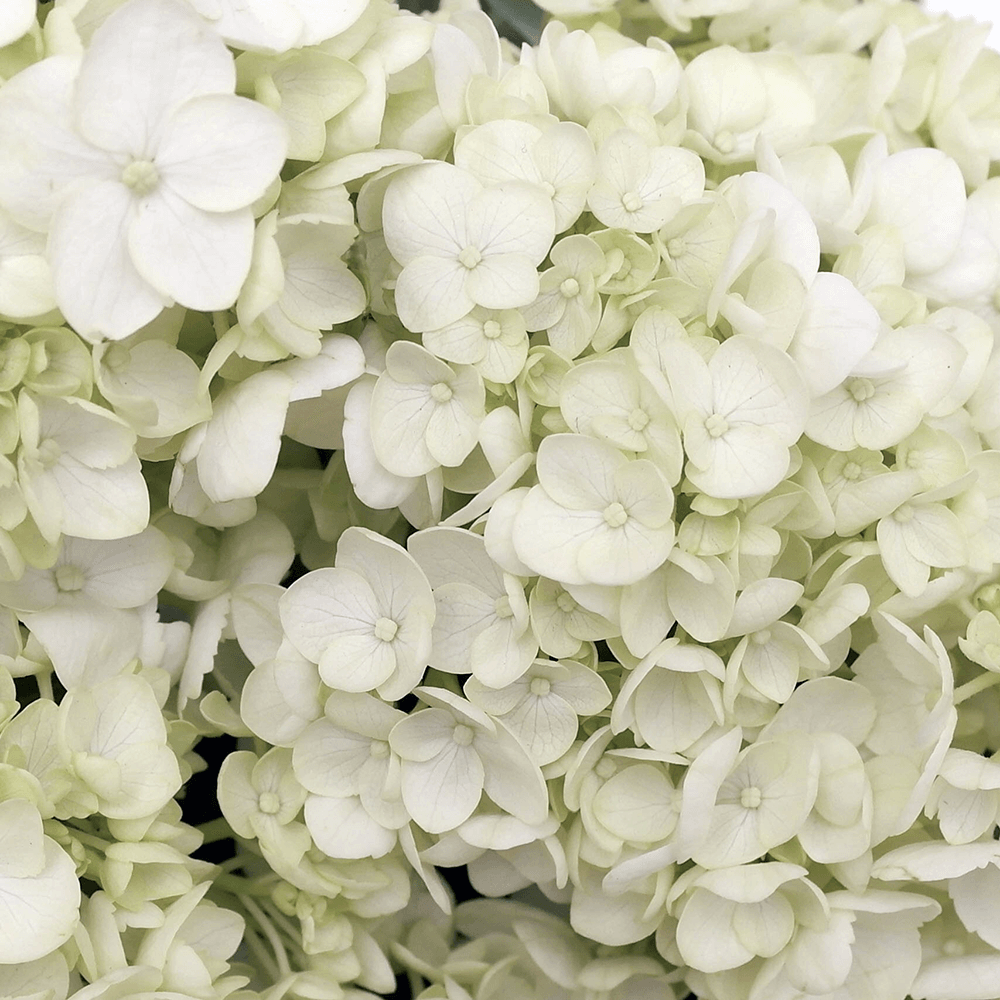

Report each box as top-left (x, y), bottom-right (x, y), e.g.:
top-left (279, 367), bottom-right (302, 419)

top-left (1, 0), bottom-right (1000, 998)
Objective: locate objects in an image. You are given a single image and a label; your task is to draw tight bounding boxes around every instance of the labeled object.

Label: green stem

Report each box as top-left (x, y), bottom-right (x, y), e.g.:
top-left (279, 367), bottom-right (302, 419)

top-left (197, 817), bottom-right (234, 844)
top-left (243, 926), bottom-right (280, 982)
top-left (214, 873), bottom-right (279, 897)
top-left (241, 895), bottom-right (293, 979)
top-left (36, 670), bottom-right (53, 702)
top-left (954, 671), bottom-right (1000, 705)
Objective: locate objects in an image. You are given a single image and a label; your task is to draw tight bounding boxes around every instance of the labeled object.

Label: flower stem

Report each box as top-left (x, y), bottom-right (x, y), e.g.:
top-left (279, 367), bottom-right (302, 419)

top-left (954, 671), bottom-right (1000, 705)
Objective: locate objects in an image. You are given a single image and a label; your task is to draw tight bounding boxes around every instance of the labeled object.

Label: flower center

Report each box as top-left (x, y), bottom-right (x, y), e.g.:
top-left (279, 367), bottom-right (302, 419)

top-left (751, 629), bottom-right (771, 646)
top-left (452, 724), bottom-right (474, 746)
top-left (540, 181), bottom-right (556, 197)
top-left (621, 191), bottom-right (643, 213)
top-left (847, 378), bottom-right (875, 402)
top-left (530, 677), bottom-right (551, 697)
top-left (458, 245), bottom-right (482, 269)
top-left (603, 502), bottom-right (628, 528)
top-left (258, 791), bottom-right (281, 815)
top-left (705, 413), bottom-right (729, 438)
top-left (628, 408), bottom-right (649, 431)
top-left (556, 591), bottom-right (577, 613)
top-left (560, 277), bottom-right (580, 298)
top-left (842, 461), bottom-right (862, 481)
top-left (430, 381), bottom-right (453, 403)
top-left (370, 740), bottom-right (390, 759)
top-left (740, 786), bottom-right (762, 809)
top-left (103, 343), bottom-right (131, 372)
top-left (483, 320), bottom-right (502, 340)
top-left (55, 564), bottom-right (85, 592)
top-left (494, 595), bottom-right (513, 619)
top-left (37, 437), bottom-right (61, 469)
top-left (121, 158), bottom-right (160, 197)
top-left (667, 238), bottom-right (687, 258)
top-left (893, 503), bottom-right (914, 524)
top-left (373, 617), bottom-right (398, 642)
top-left (715, 130), bottom-right (735, 153)
top-left (595, 758), bottom-right (617, 779)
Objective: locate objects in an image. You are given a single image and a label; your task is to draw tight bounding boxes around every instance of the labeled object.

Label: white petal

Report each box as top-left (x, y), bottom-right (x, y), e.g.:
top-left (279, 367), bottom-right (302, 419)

top-left (49, 181), bottom-right (166, 341)
top-left (465, 253), bottom-right (540, 311)
top-left (304, 795), bottom-right (396, 859)
top-left (196, 369), bottom-right (292, 503)
top-left (394, 256), bottom-right (473, 334)
top-left (382, 162), bottom-right (478, 265)
top-left (401, 743), bottom-right (484, 834)
top-left (157, 94), bottom-right (288, 212)
top-left (0, 56), bottom-right (119, 232)
top-left (0, 839), bottom-right (80, 964)
top-left (129, 187), bottom-right (254, 311)
top-left (74, 0), bottom-right (236, 155)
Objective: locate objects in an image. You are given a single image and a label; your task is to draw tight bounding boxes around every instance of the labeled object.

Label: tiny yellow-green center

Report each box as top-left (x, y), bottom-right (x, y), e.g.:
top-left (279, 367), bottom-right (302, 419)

top-left (452, 724), bottom-right (474, 746)
top-left (848, 378), bottom-right (875, 403)
top-left (258, 791), bottom-right (281, 815)
top-left (705, 413), bottom-right (729, 438)
top-left (628, 408), bottom-right (649, 432)
top-left (55, 564), bottom-right (85, 592)
top-left (556, 591), bottom-right (577, 613)
top-left (483, 320), bottom-right (502, 340)
top-left (430, 381), bottom-right (453, 403)
top-left (530, 677), bottom-right (551, 697)
top-left (121, 158), bottom-right (160, 197)
top-left (458, 245), bottom-right (482, 269)
top-left (603, 501), bottom-right (628, 528)
top-left (740, 786), bottom-right (762, 809)
top-left (560, 277), bottom-right (580, 298)
top-left (374, 617), bottom-right (398, 642)
top-left (621, 191), bottom-right (643, 213)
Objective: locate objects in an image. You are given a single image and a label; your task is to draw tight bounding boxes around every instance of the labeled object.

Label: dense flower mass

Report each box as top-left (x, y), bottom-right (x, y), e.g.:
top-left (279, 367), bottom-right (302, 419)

top-left (1, 0), bottom-right (1000, 998)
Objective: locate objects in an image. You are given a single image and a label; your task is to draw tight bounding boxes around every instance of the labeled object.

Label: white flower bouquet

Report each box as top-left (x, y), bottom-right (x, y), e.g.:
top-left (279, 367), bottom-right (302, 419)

top-left (1, 0), bottom-right (1000, 997)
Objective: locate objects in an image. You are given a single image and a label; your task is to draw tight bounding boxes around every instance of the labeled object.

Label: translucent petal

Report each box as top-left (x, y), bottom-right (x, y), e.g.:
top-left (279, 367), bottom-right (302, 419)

top-left (49, 180), bottom-right (166, 341)
top-left (394, 255), bottom-right (473, 334)
top-left (128, 187), bottom-right (254, 311)
top-left (304, 794), bottom-right (396, 860)
top-left (0, 838), bottom-right (80, 963)
top-left (382, 162), bottom-right (478, 264)
top-left (74, 0), bottom-right (235, 154)
top-left (675, 890), bottom-right (750, 973)
top-left (400, 743), bottom-right (484, 834)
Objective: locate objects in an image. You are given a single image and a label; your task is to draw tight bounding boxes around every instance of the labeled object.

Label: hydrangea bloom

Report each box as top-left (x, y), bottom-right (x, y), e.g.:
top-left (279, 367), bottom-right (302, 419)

top-left (0, 0), bottom-right (998, 995)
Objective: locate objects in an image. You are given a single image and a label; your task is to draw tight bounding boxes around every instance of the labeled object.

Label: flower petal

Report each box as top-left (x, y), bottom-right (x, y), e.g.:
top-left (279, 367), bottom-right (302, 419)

top-left (49, 181), bottom-right (166, 341)
top-left (73, 0), bottom-right (236, 155)
top-left (158, 94), bottom-right (288, 212)
top-left (129, 187), bottom-right (254, 311)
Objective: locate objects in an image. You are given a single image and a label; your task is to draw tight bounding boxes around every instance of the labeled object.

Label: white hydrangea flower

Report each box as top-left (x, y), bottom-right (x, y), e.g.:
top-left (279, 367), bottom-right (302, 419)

top-left (389, 686), bottom-right (548, 835)
top-left (659, 335), bottom-right (809, 499)
top-left (279, 526), bottom-right (435, 701)
top-left (0, 798), bottom-right (81, 964)
top-left (587, 130), bottom-right (704, 234)
top-left (188, 0), bottom-right (370, 55)
top-left (512, 433), bottom-right (676, 587)
top-left (382, 161), bottom-right (555, 333)
top-left (454, 119), bottom-right (597, 234)
top-left (408, 526), bottom-right (538, 689)
top-left (465, 657), bottom-right (611, 765)
top-left (0, 0), bottom-right (288, 340)
top-left (59, 673), bottom-right (183, 820)
top-left (369, 340), bottom-right (486, 479)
